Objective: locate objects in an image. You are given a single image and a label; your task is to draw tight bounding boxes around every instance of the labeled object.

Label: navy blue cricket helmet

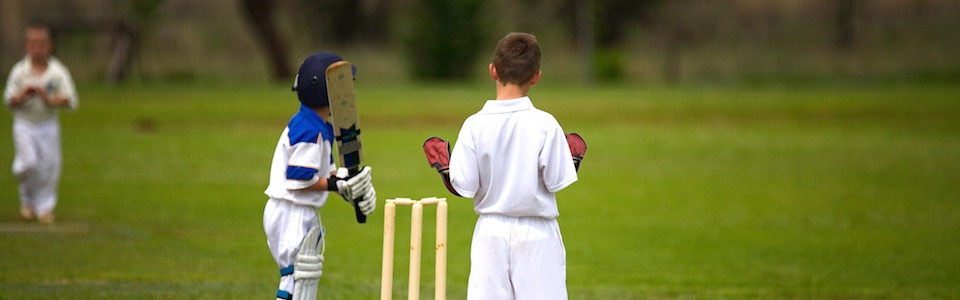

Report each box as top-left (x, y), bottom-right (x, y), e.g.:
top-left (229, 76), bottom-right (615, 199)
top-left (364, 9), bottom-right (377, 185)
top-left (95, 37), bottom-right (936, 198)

top-left (292, 51), bottom-right (357, 107)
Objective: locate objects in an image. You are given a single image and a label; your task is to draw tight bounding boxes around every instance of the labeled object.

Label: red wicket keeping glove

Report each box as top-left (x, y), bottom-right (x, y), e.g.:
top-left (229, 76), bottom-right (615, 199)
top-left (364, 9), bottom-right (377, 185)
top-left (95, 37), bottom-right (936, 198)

top-left (423, 137), bottom-right (451, 173)
top-left (566, 133), bottom-right (587, 171)
top-left (423, 137), bottom-right (461, 197)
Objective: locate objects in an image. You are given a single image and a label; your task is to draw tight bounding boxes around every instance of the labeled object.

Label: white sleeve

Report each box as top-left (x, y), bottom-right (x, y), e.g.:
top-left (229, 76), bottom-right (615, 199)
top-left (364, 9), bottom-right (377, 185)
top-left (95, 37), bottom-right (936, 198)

top-left (449, 125), bottom-right (479, 198)
top-left (284, 142), bottom-right (323, 190)
top-left (540, 123), bottom-right (578, 193)
top-left (57, 65), bottom-right (79, 110)
top-left (3, 64), bottom-right (21, 107)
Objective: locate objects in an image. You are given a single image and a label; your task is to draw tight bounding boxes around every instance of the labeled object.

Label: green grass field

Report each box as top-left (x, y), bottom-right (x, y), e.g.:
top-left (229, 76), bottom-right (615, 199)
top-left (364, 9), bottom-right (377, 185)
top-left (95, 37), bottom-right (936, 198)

top-left (1, 82), bottom-right (959, 299)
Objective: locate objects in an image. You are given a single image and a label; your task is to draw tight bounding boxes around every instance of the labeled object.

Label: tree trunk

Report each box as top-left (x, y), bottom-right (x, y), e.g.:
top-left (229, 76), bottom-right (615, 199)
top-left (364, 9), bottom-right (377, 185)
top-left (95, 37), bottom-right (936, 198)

top-left (106, 28), bottom-right (136, 84)
top-left (836, 0), bottom-right (855, 51)
top-left (240, 0), bottom-right (291, 81)
top-left (663, 33), bottom-right (681, 84)
top-left (577, 0), bottom-right (595, 85)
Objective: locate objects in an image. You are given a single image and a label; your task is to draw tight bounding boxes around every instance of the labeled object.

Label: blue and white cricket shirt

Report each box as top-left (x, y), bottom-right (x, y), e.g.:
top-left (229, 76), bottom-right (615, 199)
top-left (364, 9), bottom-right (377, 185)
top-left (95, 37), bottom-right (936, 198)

top-left (264, 104), bottom-right (337, 207)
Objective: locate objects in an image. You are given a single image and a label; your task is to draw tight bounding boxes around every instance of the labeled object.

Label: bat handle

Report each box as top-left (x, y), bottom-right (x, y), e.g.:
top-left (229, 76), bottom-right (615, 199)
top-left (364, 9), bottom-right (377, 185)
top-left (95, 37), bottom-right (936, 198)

top-left (354, 204), bottom-right (367, 223)
top-left (349, 167), bottom-right (367, 224)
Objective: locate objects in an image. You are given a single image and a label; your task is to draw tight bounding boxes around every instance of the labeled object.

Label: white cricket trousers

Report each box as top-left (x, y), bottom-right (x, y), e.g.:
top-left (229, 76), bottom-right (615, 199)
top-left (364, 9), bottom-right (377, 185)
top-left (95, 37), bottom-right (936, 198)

top-left (12, 117), bottom-right (61, 216)
top-left (468, 214), bottom-right (567, 300)
top-left (263, 198), bottom-right (321, 300)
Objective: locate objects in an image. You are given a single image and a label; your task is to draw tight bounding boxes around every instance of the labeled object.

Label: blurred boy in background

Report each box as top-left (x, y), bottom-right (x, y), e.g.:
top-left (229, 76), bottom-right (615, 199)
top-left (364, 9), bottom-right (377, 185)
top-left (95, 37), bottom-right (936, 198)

top-left (3, 23), bottom-right (78, 224)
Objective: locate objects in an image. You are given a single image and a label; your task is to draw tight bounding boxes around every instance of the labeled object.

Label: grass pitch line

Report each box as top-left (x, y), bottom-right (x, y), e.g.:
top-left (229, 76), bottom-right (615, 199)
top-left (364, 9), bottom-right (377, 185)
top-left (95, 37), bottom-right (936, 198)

top-left (0, 222), bottom-right (90, 234)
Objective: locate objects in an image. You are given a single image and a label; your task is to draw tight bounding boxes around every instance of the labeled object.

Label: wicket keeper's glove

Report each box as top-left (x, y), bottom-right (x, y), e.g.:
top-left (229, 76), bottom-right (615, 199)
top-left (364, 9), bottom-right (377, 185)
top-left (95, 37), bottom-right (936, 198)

top-left (423, 137), bottom-right (450, 173)
top-left (423, 137), bottom-right (461, 197)
top-left (566, 133), bottom-right (587, 172)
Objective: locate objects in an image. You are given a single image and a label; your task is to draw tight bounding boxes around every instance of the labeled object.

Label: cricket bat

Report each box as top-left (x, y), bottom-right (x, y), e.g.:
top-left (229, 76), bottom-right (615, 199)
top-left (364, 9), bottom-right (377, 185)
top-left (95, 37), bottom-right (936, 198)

top-left (326, 61), bottom-right (367, 224)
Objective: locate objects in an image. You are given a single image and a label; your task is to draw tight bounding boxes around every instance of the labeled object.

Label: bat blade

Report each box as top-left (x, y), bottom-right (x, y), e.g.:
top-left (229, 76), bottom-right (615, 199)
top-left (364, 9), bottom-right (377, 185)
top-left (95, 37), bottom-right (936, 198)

top-left (326, 61), bottom-right (367, 224)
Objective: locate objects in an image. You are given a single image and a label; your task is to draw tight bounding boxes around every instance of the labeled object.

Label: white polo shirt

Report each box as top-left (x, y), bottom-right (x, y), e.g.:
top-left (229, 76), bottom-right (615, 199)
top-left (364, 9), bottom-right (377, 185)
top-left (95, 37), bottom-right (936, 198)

top-left (449, 97), bottom-right (578, 219)
top-left (3, 56), bottom-right (78, 123)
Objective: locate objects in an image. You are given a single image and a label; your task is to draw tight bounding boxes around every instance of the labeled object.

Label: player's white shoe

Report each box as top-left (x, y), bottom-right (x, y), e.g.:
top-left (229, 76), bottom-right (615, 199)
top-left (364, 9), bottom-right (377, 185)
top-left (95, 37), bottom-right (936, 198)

top-left (38, 212), bottom-right (55, 224)
top-left (20, 206), bottom-right (35, 221)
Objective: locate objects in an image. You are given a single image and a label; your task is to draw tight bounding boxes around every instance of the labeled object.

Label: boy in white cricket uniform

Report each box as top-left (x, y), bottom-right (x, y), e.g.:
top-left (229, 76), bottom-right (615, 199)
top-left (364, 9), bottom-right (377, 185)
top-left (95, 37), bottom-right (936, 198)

top-left (423, 32), bottom-right (587, 300)
top-left (263, 51), bottom-right (376, 300)
top-left (3, 24), bottom-right (78, 224)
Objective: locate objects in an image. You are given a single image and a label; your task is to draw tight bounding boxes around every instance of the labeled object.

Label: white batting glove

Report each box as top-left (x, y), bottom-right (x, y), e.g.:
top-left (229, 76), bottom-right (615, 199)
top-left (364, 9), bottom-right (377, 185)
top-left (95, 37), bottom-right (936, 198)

top-left (340, 166), bottom-right (372, 197)
top-left (357, 186), bottom-right (376, 216)
top-left (330, 166), bottom-right (374, 205)
top-left (343, 167), bottom-right (376, 215)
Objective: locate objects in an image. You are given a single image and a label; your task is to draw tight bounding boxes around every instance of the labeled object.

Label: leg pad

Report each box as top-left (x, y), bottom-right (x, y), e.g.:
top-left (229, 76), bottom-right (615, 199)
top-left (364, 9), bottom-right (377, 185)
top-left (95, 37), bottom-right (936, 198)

top-left (292, 225), bottom-right (324, 300)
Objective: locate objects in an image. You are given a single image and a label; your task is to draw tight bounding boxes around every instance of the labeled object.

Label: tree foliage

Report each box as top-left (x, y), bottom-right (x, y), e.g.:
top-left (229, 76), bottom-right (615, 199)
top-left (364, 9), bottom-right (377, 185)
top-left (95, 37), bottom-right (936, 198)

top-left (403, 0), bottom-right (488, 80)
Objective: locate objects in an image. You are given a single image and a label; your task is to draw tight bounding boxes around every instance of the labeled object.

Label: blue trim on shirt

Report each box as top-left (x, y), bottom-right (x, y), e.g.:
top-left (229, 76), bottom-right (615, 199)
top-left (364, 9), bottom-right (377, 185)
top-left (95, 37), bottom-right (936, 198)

top-left (287, 104), bottom-right (334, 144)
top-left (286, 104), bottom-right (336, 170)
top-left (286, 166), bottom-right (318, 180)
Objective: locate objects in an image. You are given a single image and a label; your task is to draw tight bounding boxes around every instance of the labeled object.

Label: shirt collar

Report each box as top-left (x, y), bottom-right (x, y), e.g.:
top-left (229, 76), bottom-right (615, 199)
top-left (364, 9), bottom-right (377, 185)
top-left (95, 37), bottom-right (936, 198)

top-left (298, 104), bottom-right (329, 128)
top-left (478, 97), bottom-right (535, 114)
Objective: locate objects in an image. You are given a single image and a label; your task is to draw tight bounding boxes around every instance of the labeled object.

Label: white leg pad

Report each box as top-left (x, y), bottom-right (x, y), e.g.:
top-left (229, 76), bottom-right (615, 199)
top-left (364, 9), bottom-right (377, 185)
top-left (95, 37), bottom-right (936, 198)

top-left (292, 225), bottom-right (324, 300)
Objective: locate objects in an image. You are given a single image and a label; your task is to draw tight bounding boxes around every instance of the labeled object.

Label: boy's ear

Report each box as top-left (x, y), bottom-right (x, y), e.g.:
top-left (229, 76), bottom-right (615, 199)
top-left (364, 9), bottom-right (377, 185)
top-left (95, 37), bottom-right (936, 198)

top-left (489, 64), bottom-right (498, 81)
top-left (529, 70), bottom-right (542, 86)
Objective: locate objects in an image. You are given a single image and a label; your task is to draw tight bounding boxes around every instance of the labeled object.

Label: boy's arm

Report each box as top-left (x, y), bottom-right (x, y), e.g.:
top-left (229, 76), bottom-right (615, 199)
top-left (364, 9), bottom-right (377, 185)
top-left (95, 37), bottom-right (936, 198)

top-left (298, 167), bottom-right (378, 215)
top-left (284, 138), bottom-right (376, 215)
top-left (5, 88), bottom-right (32, 107)
top-left (300, 167), bottom-right (371, 195)
top-left (539, 127), bottom-right (581, 194)
top-left (4, 67), bottom-right (26, 107)
top-left (34, 87), bottom-right (71, 107)
top-left (59, 67), bottom-right (79, 110)
top-left (299, 170), bottom-right (339, 191)
top-left (36, 69), bottom-right (78, 109)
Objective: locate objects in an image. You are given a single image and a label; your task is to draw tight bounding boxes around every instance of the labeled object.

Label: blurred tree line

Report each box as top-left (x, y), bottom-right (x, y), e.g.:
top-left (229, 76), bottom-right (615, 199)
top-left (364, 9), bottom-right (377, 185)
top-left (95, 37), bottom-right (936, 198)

top-left (1, 0), bottom-right (957, 84)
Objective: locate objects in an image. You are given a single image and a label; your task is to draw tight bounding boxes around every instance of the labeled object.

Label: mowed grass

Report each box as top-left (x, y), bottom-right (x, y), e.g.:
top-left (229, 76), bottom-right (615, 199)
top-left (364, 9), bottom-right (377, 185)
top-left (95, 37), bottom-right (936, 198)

top-left (1, 82), bottom-right (959, 299)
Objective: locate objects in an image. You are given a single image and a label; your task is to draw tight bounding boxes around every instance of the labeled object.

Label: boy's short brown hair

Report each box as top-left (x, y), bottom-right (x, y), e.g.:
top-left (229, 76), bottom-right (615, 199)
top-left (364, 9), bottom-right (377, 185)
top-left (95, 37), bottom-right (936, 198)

top-left (492, 32), bottom-right (541, 85)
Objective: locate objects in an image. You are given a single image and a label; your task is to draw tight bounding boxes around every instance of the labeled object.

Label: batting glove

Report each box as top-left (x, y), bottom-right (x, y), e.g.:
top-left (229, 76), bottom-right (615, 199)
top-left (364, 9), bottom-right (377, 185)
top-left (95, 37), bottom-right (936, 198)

top-left (356, 185), bottom-right (377, 216)
top-left (566, 133), bottom-right (587, 171)
top-left (328, 166), bottom-right (375, 209)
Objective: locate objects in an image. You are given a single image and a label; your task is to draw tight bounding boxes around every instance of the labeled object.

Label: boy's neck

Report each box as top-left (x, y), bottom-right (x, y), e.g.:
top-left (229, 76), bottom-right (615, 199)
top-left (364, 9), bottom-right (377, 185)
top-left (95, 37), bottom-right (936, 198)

top-left (311, 106), bottom-right (331, 121)
top-left (30, 56), bottom-right (48, 73)
top-left (495, 82), bottom-right (531, 100)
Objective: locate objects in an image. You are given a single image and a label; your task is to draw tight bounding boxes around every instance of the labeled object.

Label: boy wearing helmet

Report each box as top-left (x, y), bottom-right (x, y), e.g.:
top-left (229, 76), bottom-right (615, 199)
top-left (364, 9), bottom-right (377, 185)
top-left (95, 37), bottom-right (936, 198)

top-left (263, 51), bottom-right (376, 300)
